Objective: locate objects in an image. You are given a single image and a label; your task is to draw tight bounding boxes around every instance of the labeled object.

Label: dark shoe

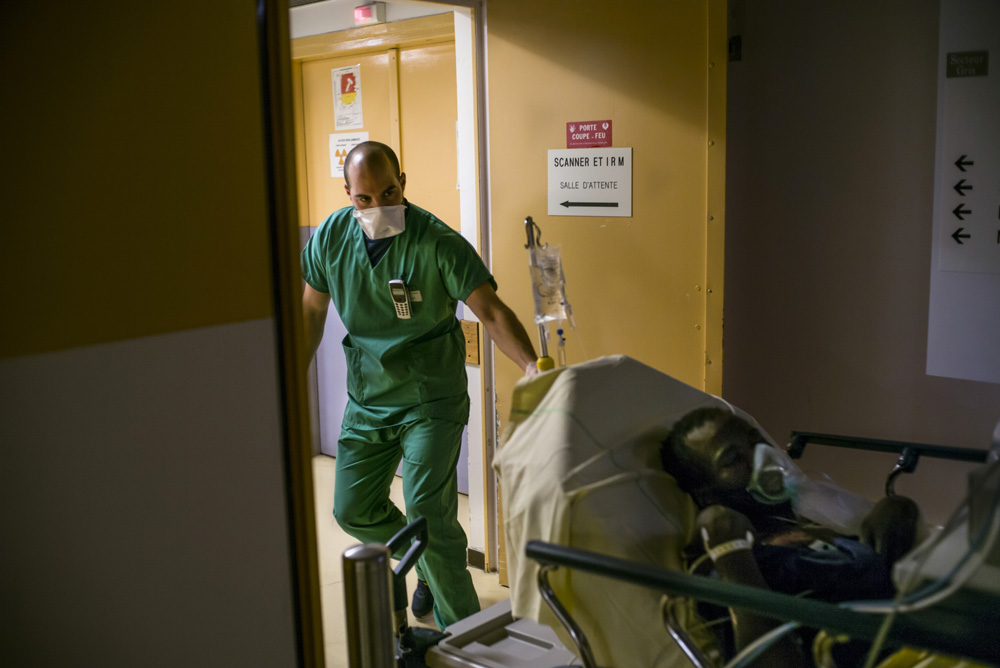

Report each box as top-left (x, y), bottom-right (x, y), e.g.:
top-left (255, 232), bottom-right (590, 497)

top-left (411, 580), bottom-right (434, 618)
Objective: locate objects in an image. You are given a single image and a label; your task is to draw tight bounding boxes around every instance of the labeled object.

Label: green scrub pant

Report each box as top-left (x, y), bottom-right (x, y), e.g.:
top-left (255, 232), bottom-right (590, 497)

top-left (334, 419), bottom-right (480, 629)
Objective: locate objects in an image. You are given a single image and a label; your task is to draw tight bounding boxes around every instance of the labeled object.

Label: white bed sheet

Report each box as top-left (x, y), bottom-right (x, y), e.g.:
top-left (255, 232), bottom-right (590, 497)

top-left (495, 355), bottom-right (773, 668)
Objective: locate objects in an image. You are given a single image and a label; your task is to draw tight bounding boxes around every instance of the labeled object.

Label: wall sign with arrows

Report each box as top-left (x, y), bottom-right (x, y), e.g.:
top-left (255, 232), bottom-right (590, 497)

top-left (926, 0), bottom-right (1000, 384)
top-left (935, 51), bottom-right (998, 275)
top-left (938, 151), bottom-right (999, 272)
top-left (934, 50), bottom-right (997, 274)
top-left (548, 148), bottom-right (633, 217)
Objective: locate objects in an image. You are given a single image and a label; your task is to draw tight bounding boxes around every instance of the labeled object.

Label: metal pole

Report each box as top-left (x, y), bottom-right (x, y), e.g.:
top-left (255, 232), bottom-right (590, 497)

top-left (343, 544), bottom-right (395, 668)
top-left (536, 565), bottom-right (597, 668)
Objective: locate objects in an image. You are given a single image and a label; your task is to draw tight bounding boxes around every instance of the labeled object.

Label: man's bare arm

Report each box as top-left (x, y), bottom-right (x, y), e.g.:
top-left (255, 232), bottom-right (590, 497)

top-left (302, 284), bottom-right (331, 366)
top-left (464, 282), bottom-right (538, 373)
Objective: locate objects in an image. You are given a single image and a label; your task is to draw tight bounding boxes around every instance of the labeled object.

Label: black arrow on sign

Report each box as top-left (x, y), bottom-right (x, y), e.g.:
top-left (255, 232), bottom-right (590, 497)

top-left (955, 155), bottom-right (974, 171)
top-left (952, 228), bottom-right (971, 244)
top-left (953, 204), bottom-right (972, 220)
top-left (953, 179), bottom-right (973, 196)
top-left (560, 201), bottom-right (619, 208)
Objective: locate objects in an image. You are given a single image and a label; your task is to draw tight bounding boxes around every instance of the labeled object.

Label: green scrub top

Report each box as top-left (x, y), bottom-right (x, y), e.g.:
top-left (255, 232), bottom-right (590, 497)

top-left (301, 201), bottom-right (496, 429)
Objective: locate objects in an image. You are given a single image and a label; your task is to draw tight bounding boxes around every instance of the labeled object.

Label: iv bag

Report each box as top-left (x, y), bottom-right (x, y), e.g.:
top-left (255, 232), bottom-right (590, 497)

top-left (529, 244), bottom-right (574, 326)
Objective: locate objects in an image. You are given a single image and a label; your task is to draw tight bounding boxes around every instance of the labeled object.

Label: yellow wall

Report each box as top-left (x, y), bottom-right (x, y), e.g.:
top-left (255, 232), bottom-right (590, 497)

top-left (486, 0), bottom-right (727, 422)
top-left (300, 50), bottom-right (396, 225)
top-left (399, 42), bottom-right (460, 230)
top-left (291, 14), bottom-right (458, 229)
top-left (296, 39), bottom-right (459, 230)
top-left (0, 2), bottom-right (274, 359)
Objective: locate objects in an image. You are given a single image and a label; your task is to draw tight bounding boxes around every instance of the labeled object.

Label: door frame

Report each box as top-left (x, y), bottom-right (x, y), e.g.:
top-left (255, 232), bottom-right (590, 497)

top-left (258, 0), bottom-right (324, 665)
top-left (264, 2), bottom-right (496, 665)
top-left (288, 3), bottom-right (501, 570)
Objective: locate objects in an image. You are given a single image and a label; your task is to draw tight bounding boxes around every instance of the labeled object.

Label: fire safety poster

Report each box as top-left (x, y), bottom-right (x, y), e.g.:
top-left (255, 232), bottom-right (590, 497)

top-left (333, 65), bottom-right (363, 131)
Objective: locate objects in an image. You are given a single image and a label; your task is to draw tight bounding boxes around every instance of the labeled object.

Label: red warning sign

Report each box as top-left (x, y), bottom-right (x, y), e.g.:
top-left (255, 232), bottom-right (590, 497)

top-left (341, 72), bottom-right (357, 95)
top-left (566, 120), bottom-right (612, 148)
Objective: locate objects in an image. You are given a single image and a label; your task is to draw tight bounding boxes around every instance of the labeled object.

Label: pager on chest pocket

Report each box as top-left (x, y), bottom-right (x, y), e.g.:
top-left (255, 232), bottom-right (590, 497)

top-left (388, 279), bottom-right (411, 319)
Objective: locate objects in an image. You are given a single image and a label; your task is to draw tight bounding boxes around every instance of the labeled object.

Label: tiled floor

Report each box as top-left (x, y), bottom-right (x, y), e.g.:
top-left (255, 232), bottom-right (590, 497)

top-left (312, 455), bottom-right (510, 668)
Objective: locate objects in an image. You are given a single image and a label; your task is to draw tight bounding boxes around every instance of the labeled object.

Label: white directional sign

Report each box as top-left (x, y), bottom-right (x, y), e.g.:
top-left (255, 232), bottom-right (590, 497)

top-left (926, 0), bottom-right (1000, 384)
top-left (936, 44), bottom-right (998, 275)
top-left (548, 148), bottom-right (632, 217)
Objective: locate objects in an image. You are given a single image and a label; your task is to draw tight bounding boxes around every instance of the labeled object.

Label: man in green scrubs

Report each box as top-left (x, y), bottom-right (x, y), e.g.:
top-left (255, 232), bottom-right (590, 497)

top-left (301, 141), bottom-right (538, 629)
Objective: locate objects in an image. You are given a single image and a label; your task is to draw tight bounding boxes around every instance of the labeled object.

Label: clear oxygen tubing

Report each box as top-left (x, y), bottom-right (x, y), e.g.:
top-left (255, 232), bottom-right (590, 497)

top-left (848, 463), bottom-right (1000, 616)
top-left (716, 444), bottom-right (1000, 668)
top-left (715, 480), bottom-right (998, 668)
top-left (855, 468), bottom-right (1000, 668)
top-left (723, 621), bottom-right (802, 668)
top-left (692, 432), bottom-right (1000, 668)
top-left (844, 424), bottom-right (1000, 622)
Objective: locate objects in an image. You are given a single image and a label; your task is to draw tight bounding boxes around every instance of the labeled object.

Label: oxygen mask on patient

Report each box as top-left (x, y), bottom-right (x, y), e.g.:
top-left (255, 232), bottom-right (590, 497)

top-left (747, 443), bottom-right (800, 505)
top-left (747, 443), bottom-right (875, 535)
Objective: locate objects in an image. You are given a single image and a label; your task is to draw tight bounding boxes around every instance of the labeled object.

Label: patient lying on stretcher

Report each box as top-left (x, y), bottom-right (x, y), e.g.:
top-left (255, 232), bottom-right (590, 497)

top-left (661, 407), bottom-right (925, 667)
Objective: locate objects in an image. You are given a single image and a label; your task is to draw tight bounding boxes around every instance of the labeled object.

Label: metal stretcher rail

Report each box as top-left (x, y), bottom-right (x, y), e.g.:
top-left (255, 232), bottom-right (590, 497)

top-left (525, 540), bottom-right (1000, 666)
top-left (787, 432), bottom-right (989, 496)
top-left (788, 432), bottom-right (988, 463)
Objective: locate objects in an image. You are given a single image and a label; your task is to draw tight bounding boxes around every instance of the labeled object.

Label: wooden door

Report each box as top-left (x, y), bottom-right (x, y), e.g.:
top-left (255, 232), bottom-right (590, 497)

top-left (300, 44), bottom-right (458, 229)
top-left (301, 51), bottom-right (395, 226)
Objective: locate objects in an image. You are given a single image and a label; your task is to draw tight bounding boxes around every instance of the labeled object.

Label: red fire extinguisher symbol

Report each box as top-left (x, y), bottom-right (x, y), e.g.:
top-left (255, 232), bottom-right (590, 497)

top-left (341, 73), bottom-right (356, 95)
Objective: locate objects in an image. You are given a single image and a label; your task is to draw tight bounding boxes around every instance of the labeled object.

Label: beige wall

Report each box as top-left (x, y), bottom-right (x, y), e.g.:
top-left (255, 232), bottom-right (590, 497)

top-left (486, 0), bottom-right (727, 426)
top-left (724, 0), bottom-right (1000, 524)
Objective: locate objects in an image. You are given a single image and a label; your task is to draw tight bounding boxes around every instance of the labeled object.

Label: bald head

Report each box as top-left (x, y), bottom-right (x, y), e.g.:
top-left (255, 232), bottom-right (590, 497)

top-left (343, 141), bottom-right (401, 189)
top-left (343, 141), bottom-right (406, 210)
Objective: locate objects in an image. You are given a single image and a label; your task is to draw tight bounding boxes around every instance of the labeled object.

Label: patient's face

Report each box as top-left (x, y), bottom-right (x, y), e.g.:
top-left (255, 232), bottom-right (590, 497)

top-left (681, 416), bottom-right (759, 498)
top-left (669, 411), bottom-right (794, 527)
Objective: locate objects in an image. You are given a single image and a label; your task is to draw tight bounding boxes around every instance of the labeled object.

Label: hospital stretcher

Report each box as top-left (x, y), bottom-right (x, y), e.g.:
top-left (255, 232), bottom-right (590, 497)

top-left (524, 535), bottom-right (999, 667)
top-left (492, 355), bottom-right (1000, 668)
top-left (342, 355), bottom-right (998, 667)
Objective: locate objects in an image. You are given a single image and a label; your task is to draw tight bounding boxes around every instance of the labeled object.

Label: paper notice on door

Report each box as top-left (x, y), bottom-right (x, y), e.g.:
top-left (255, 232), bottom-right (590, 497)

top-left (330, 132), bottom-right (369, 178)
top-left (332, 65), bottom-right (364, 131)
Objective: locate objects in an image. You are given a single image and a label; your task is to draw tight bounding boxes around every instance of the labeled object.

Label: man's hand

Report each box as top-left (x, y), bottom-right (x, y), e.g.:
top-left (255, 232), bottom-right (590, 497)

top-left (860, 495), bottom-right (923, 567)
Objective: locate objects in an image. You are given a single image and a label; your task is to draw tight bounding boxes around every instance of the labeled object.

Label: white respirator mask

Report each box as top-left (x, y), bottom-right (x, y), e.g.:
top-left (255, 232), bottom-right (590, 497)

top-left (353, 204), bottom-right (407, 240)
